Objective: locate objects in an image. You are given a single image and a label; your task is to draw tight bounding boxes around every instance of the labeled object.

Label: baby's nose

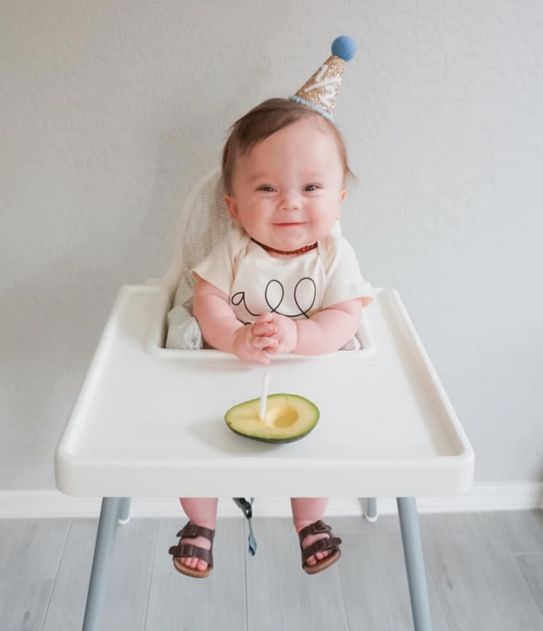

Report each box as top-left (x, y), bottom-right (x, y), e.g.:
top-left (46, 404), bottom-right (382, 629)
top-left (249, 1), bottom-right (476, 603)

top-left (280, 192), bottom-right (301, 210)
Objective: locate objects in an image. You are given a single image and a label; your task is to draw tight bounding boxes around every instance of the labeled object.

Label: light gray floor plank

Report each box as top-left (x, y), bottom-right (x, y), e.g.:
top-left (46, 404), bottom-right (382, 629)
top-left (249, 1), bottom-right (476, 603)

top-left (246, 517), bottom-right (350, 631)
top-left (484, 509), bottom-right (543, 554)
top-left (43, 517), bottom-right (157, 631)
top-left (421, 512), bottom-right (543, 631)
top-left (100, 517), bottom-right (157, 630)
top-left (338, 525), bottom-right (450, 631)
top-left (0, 519), bottom-right (70, 631)
top-left (3, 510), bottom-right (543, 631)
top-left (515, 552), bottom-right (543, 619)
top-left (41, 520), bottom-right (94, 631)
top-left (145, 517), bottom-right (247, 631)
top-left (0, 578), bottom-right (56, 631)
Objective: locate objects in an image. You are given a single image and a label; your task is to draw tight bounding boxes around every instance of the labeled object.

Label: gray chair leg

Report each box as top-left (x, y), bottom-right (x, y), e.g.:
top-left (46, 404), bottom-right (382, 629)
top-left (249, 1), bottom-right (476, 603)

top-left (364, 497), bottom-right (378, 522)
top-left (82, 497), bottom-right (122, 631)
top-left (397, 497), bottom-right (433, 631)
top-left (118, 497), bottom-right (131, 525)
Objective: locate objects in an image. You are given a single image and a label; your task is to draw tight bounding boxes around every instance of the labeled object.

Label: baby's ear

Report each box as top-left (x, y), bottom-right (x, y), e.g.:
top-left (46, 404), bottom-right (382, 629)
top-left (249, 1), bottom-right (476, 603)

top-left (336, 189), bottom-right (347, 219)
top-left (224, 195), bottom-right (239, 223)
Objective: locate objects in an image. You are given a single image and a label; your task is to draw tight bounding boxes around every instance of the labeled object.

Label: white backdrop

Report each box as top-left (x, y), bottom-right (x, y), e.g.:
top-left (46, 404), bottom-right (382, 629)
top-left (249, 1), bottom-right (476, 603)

top-left (1, 0), bottom-right (542, 493)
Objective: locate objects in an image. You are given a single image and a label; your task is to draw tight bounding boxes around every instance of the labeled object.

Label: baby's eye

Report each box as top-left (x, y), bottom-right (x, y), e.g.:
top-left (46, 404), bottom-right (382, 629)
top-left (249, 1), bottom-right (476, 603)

top-left (304, 184), bottom-right (321, 192)
top-left (257, 185), bottom-right (275, 192)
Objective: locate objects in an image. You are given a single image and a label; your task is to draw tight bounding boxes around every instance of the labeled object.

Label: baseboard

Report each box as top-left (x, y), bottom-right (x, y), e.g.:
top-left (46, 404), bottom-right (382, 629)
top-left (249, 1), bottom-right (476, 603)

top-left (0, 483), bottom-right (542, 519)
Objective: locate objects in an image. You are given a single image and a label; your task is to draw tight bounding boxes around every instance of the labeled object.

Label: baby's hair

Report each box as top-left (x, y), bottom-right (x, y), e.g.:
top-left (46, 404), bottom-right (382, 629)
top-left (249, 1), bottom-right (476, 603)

top-left (221, 97), bottom-right (355, 195)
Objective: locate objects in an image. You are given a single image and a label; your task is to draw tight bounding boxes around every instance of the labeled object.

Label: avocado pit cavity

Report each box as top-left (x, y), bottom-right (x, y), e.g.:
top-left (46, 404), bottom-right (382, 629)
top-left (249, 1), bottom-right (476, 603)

top-left (265, 405), bottom-right (300, 428)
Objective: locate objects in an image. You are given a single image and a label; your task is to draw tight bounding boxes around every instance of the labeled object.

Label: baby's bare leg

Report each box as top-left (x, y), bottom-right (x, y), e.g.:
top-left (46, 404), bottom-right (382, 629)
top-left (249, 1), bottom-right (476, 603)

top-left (291, 497), bottom-right (331, 566)
top-left (178, 498), bottom-right (218, 571)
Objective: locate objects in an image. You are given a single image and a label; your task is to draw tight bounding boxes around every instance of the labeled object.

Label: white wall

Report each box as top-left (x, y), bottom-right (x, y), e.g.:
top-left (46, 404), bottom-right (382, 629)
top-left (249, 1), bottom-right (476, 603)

top-left (1, 0), bottom-right (542, 491)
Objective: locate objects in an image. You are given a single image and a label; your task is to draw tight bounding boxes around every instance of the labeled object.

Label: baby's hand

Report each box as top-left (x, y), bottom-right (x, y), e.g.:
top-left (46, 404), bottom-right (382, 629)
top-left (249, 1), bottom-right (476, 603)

top-left (252, 313), bottom-right (298, 355)
top-left (232, 323), bottom-right (274, 365)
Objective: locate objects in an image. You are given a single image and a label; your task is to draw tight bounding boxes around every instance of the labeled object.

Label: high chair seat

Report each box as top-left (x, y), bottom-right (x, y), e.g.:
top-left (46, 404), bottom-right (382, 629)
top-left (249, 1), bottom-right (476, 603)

top-left (55, 168), bottom-right (474, 631)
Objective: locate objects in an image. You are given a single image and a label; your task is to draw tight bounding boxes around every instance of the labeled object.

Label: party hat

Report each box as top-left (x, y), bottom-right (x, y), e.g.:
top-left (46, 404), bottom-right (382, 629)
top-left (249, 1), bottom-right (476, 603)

top-left (289, 36), bottom-right (357, 120)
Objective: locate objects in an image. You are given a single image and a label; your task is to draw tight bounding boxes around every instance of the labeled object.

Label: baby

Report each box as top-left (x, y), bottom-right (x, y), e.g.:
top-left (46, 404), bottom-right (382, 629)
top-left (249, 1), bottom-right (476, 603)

top-left (168, 97), bottom-right (373, 578)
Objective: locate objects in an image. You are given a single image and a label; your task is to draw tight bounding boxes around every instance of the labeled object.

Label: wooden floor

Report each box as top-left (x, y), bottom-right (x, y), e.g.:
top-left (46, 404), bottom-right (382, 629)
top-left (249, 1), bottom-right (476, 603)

top-left (1, 509), bottom-right (543, 630)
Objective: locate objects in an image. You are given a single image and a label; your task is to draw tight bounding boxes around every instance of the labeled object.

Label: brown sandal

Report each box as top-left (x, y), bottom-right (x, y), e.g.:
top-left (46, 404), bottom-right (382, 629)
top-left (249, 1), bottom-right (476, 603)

top-left (298, 520), bottom-right (342, 575)
top-left (168, 521), bottom-right (215, 578)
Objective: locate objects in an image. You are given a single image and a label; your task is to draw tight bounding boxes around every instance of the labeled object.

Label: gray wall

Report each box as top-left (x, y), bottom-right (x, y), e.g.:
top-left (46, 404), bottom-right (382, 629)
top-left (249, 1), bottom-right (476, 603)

top-left (1, 0), bottom-right (542, 490)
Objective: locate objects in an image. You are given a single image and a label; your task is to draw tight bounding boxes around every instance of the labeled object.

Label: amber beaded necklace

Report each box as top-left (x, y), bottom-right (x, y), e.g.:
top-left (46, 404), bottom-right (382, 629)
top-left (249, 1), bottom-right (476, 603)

top-left (250, 238), bottom-right (318, 256)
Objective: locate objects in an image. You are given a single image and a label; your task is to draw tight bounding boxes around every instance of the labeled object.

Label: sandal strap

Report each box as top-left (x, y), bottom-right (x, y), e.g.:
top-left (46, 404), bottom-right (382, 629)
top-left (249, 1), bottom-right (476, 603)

top-left (301, 536), bottom-right (342, 563)
top-left (168, 520), bottom-right (215, 567)
top-left (176, 521), bottom-right (215, 543)
top-left (297, 519), bottom-right (332, 541)
top-left (298, 520), bottom-right (342, 565)
top-left (168, 542), bottom-right (214, 566)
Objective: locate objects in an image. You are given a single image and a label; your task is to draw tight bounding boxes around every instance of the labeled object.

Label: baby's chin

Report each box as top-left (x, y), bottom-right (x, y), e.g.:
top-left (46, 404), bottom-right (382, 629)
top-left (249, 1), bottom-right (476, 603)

top-left (276, 230), bottom-right (331, 247)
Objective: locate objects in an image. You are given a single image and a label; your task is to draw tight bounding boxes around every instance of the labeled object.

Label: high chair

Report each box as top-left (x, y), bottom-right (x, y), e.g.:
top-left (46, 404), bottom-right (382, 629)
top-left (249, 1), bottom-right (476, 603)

top-left (55, 168), bottom-right (474, 631)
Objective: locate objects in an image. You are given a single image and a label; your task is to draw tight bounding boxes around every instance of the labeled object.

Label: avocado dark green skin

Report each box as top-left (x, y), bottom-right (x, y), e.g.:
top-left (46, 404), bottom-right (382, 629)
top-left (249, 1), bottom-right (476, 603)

top-left (226, 424), bottom-right (318, 444)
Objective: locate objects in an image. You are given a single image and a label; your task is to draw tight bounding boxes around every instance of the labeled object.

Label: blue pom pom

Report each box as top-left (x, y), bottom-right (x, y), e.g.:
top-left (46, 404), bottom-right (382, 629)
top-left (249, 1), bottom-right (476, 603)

top-left (331, 35), bottom-right (357, 61)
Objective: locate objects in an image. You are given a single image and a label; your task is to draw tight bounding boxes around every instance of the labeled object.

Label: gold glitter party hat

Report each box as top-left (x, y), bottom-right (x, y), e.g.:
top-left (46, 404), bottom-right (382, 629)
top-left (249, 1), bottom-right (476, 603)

top-left (289, 36), bottom-right (357, 120)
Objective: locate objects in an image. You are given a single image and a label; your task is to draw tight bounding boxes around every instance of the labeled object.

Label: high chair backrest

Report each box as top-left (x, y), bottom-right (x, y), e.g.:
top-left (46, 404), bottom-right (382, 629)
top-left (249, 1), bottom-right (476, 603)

top-left (160, 167), bottom-right (231, 297)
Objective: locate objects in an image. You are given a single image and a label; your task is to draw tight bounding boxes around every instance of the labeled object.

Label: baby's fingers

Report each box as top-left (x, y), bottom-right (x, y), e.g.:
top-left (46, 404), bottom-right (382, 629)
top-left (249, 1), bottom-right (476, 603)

top-left (252, 321), bottom-right (277, 337)
top-left (255, 313), bottom-right (274, 326)
top-left (263, 342), bottom-right (285, 355)
top-left (251, 336), bottom-right (278, 350)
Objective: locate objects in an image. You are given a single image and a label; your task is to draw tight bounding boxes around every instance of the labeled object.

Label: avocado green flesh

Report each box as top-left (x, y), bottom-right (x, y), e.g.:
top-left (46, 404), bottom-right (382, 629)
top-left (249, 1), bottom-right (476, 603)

top-left (224, 394), bottom-right (319, 443)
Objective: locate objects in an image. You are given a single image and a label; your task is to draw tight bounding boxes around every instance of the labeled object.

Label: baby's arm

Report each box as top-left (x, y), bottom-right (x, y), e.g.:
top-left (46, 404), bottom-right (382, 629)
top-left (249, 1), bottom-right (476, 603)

top-left (259, 297), bottom-right (367, 356)
top-left (295, 299), bottom-right (363, 355)
top-left (192, 276), bottom-right (274, 364)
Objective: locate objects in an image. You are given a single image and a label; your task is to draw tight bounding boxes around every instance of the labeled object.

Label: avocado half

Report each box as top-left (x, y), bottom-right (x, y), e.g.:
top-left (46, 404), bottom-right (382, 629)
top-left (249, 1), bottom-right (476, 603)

top-left (224, 393), bottom-right (319, 443)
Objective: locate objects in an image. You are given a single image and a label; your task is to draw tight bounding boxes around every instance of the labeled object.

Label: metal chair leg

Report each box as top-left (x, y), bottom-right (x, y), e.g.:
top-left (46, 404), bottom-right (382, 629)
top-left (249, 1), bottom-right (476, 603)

top-left (364, 497), bottom-right (378, 522)
top-left (118, 497), bottom-right (131, 525)
top-left (82, 497), bottom-right (122, 631)
top-left (397, 497), bottom-right (433, 631)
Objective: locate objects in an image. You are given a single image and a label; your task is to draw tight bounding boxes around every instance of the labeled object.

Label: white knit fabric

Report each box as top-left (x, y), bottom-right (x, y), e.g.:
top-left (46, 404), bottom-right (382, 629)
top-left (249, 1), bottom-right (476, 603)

top-left (166, 171), bottom-right (231, 349)
top-left (165, 170), bottom-right (361, 350)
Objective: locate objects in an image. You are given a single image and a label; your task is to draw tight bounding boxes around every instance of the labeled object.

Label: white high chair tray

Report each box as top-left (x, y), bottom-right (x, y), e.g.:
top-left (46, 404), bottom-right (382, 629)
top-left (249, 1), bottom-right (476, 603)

top-left (55, 285), bottom-right (473, 498)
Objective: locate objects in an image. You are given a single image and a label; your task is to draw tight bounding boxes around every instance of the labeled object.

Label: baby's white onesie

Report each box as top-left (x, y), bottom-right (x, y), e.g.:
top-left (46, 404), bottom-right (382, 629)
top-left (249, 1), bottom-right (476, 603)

top-left (192, 225), bottom-right (373, 327)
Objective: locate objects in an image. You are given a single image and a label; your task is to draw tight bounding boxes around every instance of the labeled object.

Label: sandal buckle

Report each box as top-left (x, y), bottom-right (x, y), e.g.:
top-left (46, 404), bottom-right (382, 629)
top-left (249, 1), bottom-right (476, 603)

top-left (181, 523), bottom-right (200, 538)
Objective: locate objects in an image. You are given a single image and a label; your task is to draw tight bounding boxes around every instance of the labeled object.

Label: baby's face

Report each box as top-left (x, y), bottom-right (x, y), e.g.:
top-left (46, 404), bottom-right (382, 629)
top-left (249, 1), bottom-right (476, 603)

top-left (225, 115), bottom-right (347, 252)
